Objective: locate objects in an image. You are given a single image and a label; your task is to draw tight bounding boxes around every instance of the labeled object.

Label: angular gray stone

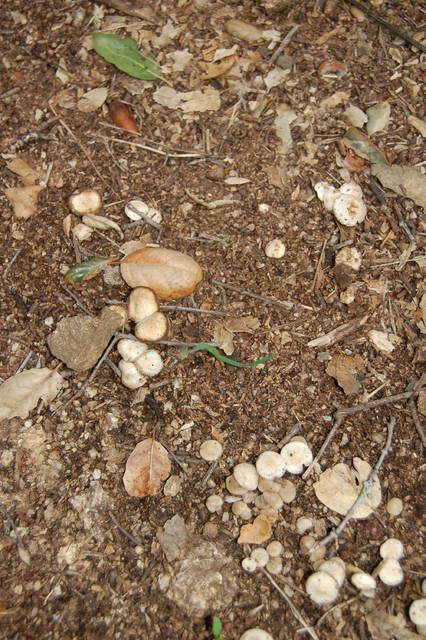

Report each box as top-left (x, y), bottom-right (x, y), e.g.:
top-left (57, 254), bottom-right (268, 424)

top-left (157, 515), bottom-right (190, 562)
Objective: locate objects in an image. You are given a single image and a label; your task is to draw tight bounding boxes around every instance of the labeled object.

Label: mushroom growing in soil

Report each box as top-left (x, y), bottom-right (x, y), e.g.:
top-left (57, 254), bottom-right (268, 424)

top-left (226, 474), bottom-right (248, 496)
top-left (117, 338), bottom-right (147, 362)
top-left (409, 599), bottom-right (426, 634)
top-left (240, 629), bottom-right (274, 640)
top-left (351, 572), bottom-right (376, 591)
top-left (306, 571), bottom-right (339, 605)
top-left (318, 558), bottom-right (346, 587)
top-left (379, 538), bottom-right (404, 560)
top-left (69, 189), bottom-right (102, 215)
top-left (256, 451), bottom-right (285, 480)
top-left (134, 349), bottom-right (164, 377)
top-left (280, 440), bottom-right (313, 474)
top-left (233, 463), bottom-right (259, 491)
top-left (377, 558), bottom-right (404, 586)
top-left (128, 287), bottom-right (168, 342)
top-left (118, 360), bottom-right (147, 390)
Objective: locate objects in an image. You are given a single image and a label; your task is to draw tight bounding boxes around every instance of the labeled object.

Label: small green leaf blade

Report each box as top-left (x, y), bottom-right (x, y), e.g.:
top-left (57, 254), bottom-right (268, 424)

top-left (92, 33), bottom-right (167, 82)
top-left (212, 617), bottom-right (222, 639)
top-left (64, 257), bottom-right (110, 285)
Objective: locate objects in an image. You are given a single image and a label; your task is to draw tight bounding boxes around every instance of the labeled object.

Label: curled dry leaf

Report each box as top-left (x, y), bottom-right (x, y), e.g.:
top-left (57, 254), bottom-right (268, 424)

top-left (4, 185), bottom-right (44, 219)
top-left (7, 158), bottom-right (42, 186)
top-left (202, 55), bottom-right (237, 80)
top-left (343, 128), bottom-right (387, 164)
top-left (326, 354), bottom-right (365, 395)
top-left (225, 19), bottom-right (264, 42)
top-left (314, 457), bottom-right (381, 519)
top-left (213, 323), bottom-right (234, 356)
top-left (237, 516), bottom-right (272, 544)
top-left (123, 438), bottom-right (171, 497)
top-left (82, 213), bottom-right (124, 238)
top-left (77, 87), bottom-right (108, 112)
top-left (371, 163), bottom-right (426, 210)
top-left (153, 86), bottom-right (220, 112)
top-left (0, 368), bottom-right (65, 420)
top-left (120, 247), bottom-right (202, 300)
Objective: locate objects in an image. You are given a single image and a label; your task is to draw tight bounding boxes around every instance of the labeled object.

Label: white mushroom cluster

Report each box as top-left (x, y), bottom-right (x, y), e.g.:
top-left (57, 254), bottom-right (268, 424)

top-left (314, 181), bottom-right (367, 227)
top-left (117, 338), bottom-right (163, 389)
top-left (376, 537), bottom-right (405, 587)
top-left (128, 287), bottom-right (168, 342)
top-left (125, 199), bottom-right (163, 224)
top-left (241, 539), bottom-right (284, 575)
top-left (305, 557), bottom-right (346, 606)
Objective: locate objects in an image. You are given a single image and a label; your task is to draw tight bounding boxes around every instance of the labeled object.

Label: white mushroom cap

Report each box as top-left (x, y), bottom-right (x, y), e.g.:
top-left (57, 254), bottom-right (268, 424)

top-left (125, 199), bottom-right (162, 224)
top-left (422, 579), bottom-right (426, 596)
top-left (386, 497), bottom-right (403, 516)
top-left (135, 311), bottom-right (168, 342)
top-left (361, 588), bottom-right (377, 599)
top-left (206, 495), bottom-right (223, 513)
top-left (265, 238), bottom-right (285, 259)
top-left (258, 478), bottom-right (281, 494)
top-left (199, 439), bottom-right (223, 462)
top-left (251, 547), bottom-right (269, 568)
top-left (296, 517), bottom-right (314, 535)
top-left (335, 246), bottom-right (362, 272)
top-left (266, 541), bottom-right (283, 557)
top-left (380, 538), bottom-right (404, 560)
top-left (339, 182), bottom-right (363, 199)
top-left (256, 451), bottom-right (285, 480)
top-left (318, 558), bottom-right (346, 587)
top-left (409, 599), bottom-right (426, 627)
top-left (300, 535), bottom-right (316, 555)
top-left (332, 193), bottom-right (367, 227)
top-left (134, 349), bottom-right (164, 377)
top-left (69, 189), bottom-right (102, 215)
top-left (290, 435), bottom-right (308, 445)
top-left (309, 545), bottom-right (326, 564)
top-left (351, 572), bottom-right (376, 591)
top-left (279, 479), bottom-right (296, 503)
top-left (314, 182), bottom-right (338, 212)
top-left (255, 491), bottom-right (283, 511)
top-left (234, 463), bottom-right (259, 491)
top-left (242, 557), bottom-right (258, 574)
top-left (117, 338), bottom-right (147, 362)
top-left (128, 287), bottom-right (158, 322)
top-left (266, 557), bottom-right (282, 575)
top-left (72, 222), bottom-right (93, 241)
top-left (377, 559), bottom-right (404, 586)
top-left (280, 441), bottom-right (313, 474)
top-left (118, 360), bottom-right (147, 389)
top-left (306, 571), bottom-right (339, 605)
top-left (226, 474), bottom-right (248, 496)
top-left (232, 501), bottom-right (252, 520)
top-left (240, 629), bottom-right (274, 640)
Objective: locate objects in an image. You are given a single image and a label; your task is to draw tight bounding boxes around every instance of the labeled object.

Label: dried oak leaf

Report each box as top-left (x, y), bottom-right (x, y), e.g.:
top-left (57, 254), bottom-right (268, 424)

top-left (237, 515), bottom-right (272, 544)
top-left (326, 354), bottom-right (365, 395)
top-left (123, 438), bottom-right (171, 497)
top-left (4, 185), bottom-right (44, 219)
top-left (0, 368), bottom-right (65, 420)
top-left (77, 87), bottom-right (108, 112)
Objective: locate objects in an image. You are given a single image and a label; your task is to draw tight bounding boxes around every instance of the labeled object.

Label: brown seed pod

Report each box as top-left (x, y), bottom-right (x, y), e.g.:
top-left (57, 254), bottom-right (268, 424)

top-left (108, 100), bottom-right (138, 133)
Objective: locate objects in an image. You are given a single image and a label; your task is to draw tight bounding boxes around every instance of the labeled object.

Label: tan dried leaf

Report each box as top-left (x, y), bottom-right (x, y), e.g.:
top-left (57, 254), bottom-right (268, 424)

top-left (7, 158), bottom-right (42, 186)
top-left (0, 368), bottom-right (65, 420)
top-left (371, 163), bottom-right (426, 210)
top-left (326, 354), bottom-right (364, 395)
top-left (77, 87), bottom-right (108, 112)
top-left (4, 185), bottom-right (44, 219)
top-left (224, 316), bottom-right (260, 333)
top-left (202, 54), bottom-right (237, 80)
top-left (63, 213), bottom-right (73, 237)
top-left (213, 324), bottom-right (234, 356)
top-left (407, 115), bottom-right (426, 137)
top-left (123, 438), bottom-right (171, 497)
top-left (237, 516), bottom-right (272, 544)
top-left (225, 19), bottom-right (264, 43)
top-left (82, 213), bottom-right (123, 238)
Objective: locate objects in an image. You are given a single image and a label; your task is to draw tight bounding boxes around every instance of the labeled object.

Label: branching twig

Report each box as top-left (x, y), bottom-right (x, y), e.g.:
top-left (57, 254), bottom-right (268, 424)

top-left (302, 414), bottom-right (344, 480)
top-left (269, 24), bottom-right (300, 66)
top-left (93, 134), bottom-right (206, 159)
top-left (320, 417), bottom-right (395, 548)
top-left (335, 390), bottom-right (418, 419)
top-left (159, 305), bottom-right (226, 318)
top-left (109, 512), bottom-right (143, 546)
top-left (123, 203), bottom-right (162, 231)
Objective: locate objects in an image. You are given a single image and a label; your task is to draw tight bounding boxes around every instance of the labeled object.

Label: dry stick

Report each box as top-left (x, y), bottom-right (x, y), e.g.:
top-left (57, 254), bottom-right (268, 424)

top-left (307, 314), bottom-right (369, 348)
top-left (212, 279), bottom-right (293, 311)
top-left (408, 397), bottom-right (426, 447)
top-left (202, 460), bottom-right (218, 486)
top-left (93, 134), bottom-right (206, 159)
top-left (15, 350), bottom-right (33, 374)
top-left (311, 239), bottom-right (327, 293)
top-left (109, 512), bottom-right (143, 546)
top-left (320, 417), bottom-right (395, 548)
top-left (159, 305), bottom-right (226, 318)
top-left (59, 119), bottom-right (109, 189)
top-left (344, 0), bottom-right (426, 53)
top-left (269, 24), bottom-right (301, 66)
top-left (185, 189), bottom-right (235, 210)
top-left (2, 248), bottom-right (22, 279)
top-left (259, 567), bottom-right (320, 640)
top-left (302, 415), bottom-right (344, 480)
top-left (315, 596), bottom-right (359, 628)
top-left (158, 440), bottom-right (188, 474)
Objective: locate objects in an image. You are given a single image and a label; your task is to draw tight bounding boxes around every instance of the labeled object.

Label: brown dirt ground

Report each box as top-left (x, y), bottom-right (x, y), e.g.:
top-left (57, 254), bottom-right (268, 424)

top-left (0, 0), bottom-right (425, 639)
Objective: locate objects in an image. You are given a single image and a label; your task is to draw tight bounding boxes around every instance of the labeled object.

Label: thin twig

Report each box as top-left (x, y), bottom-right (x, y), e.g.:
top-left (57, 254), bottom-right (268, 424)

top-left (320, 418), bottom-right (395, 548)
top-left (2, 248), bottom-right (22, 279)
top-left (93, 134), bottom-right (206, 159)
top-left (259, 567), bottom-right (320, 640)
top-left (202, 460), bottom-right (218, 486)
top-left (109, 512), bottom-right (143, 546)
top-left (60, 283), bottom-right (93, 316)
top-left (315, 596), bottom-right (358, 628)
top-left (269, 24), bottom-right (301, 66)
top-left (212, 279), bottom-right (293, 311)
top-left (185, 189), bottom-right (235, 210)
top-left (307, 315), bottom-right (369, 348)
top-left (335, 390), bottom-right (418, 418)
top-left (123, 203), bottom-right (162, 230)
top-left (302, 415), bottom-right (344, 480)
top-left (158, 440), bottom-right (188, 474)
top-left (311, 239), bottom-right (327, 293)
top-left (408, 397), bottom-right (426, 447)
top-left (15, 350), bottom-right (33, 374)
top-left (159, 305), bottom-right (226, 318)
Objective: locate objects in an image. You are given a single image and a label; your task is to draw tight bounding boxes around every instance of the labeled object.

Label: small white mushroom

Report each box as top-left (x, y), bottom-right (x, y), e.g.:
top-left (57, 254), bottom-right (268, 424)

top-left (69, 189), bottom-right (102, 215)
top-left (255, 491), bottom-right (283, 511)
top-left (266, 541), bottom-right (283, 557)
top-left (128, 287), bottom-right (158, 322)
top-left (377, 559), bottom-right (404, 586)
top-left (339, 182), bottom-right (363, 199)
top-left (361, 588), bottom-right (377, 599)
top-left (279, 479), bottom-right (296, 503)
top-left (335, 246), bottom-right (362, 272)
top-left (309, 545), bottom-right (326, 564)
top-left (206, 495), bottom-right (223, 513)
top-left (314, 182), bottom-right (338, 212)
top-left (280, 441), bottom-right (313, 475)
top-left (134, 349), bottom-right (164, 377)
top-left (351, 572), bottom-right (376, 591)
top-left (306, 571), bottom-right (339, 605)
top-left (125, 199), bottom-right (163, 224)
top-left (266, 557), bottom-right (282, 575)
top-left (251, 547), bottom-right (269, 568)
top-left (265, 238), bottom-right (285, 259)
top-left (118, 360), bottom-right (147, 389)
top-left (318, 558), bottom-right (346, 587)
top-left (386, 497), bottom-right (403, 517)
top-left (296, 517), bottom-right (314, 535)
top-left (258, 478), bottom-right (281, 494)
top-left (117, 338), bottom-right (147, 362)
top-left (256, 451), bottom-right (285, 480)
top-left (232, 501), bottom-right (252, 520)
top-left (135, 311), bottom-right (168, 342)
top-left (226, 474), bottom-right (248, 496)
top-left (72, 222), bottom-right (93, 241)
top-left (242, 557), bottom-right (258, 574)
top-left (380, 538), bottom-right (404, 560)
top-left (199, 439), bottom-right (223, 462)
top-left (300, 535), bottom-right (316, 555)
top-left (332, 193), bottom-right (367, 227)
top-left (240, 629), bottom-right (274, 640)
top-left (409, 599), bottom-right (426, 628)
top-left (234, 463), bottom-right (259, 491)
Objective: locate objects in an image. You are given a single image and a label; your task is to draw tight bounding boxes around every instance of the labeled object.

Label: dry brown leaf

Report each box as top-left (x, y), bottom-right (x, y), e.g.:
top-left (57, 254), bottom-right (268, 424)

top-left (7, 158), bottom-right (42, 186)
top-left (343, 151), bottom-right (367, 173)
top-left (0, 368), bottom-right (65, 420)
top-left (264, 164), bottom-right (288, 189)
top-left (123, 438), bottom-right (171, 497)
top-left (202, 55), bottom-right (237, 80)
top-left (225, 19), bottom-right (264, 43)
top-left (371, 163), bottom-right (426, 210)
top-left (77, 87), bottom-right (108, 112)
top-left (153, 86), bottom-right (221, 112)
top-left (4, 185), bottom-right (44, 219)
top-left (213, 324), bottom-right (234, 356)
top-left (237, 516), bottom-right (272, 544)
top-left (224, 316), bottom-right (260, 333)
top-left (366, 609), bottom-right (421, 640)
top-left (326, 354), bottom-right (365, 395)
top-left (320, 91), bottom-right (350, 109)
top-left (120, 247), bottom-right (202, 300)
top-left (407, 115), bottom-right (426, 137)
top-left (82, 213), bottom-right (123, 238)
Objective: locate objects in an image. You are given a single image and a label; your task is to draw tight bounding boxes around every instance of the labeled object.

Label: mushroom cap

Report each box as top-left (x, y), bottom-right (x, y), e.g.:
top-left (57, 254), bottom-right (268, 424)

top-left (339, 182), bottom-right (363, 199)
top-left (351, 572), bottom-right (376, 591)
top-left (242, 557), bottom-right (258, 574)
top-left (118, 360), bottom-right (147, 389)
top-left (256, 451), bottom-right (285, 480)
top-left (234, 462), bottom-right (259, 491)
top-left (296, 516), bottom-right (314, 535)
top-left (226, 474), bottom-right (248, 496)
top-left (69, 189), bottom-right (102, 215)
top-left (380, 538), bottom-right (404, 560)
top-left (134, 349), bottom-right (163, 377)
top-left (409, 599), bottom-right (426, 626)
top-left (266, 541), bottom-right (283, 557)
top-left (266, 557), bottom-right (282, 575)
top-left (333, 193), bottom-right (367, 227)
top-left (377, 559), bottom-right (404, 586)
top-left (255, 491), bottom-right (283, 511)
top-left (128, 287), bottom-right (158, 322)
top-left (306, 571), bottom-right (339, 605)
top-left (318, 558), bottom-right (346, 587)
top-left (279, 479), bottom-right (296, 503)
top-left (125, 199), bottom-right (163, 224)
top-left (72, 222), bottom-right (93, 241)
top-left (251, 547), bottom-right (269, 568)
top-left (206, 495), bottom-right (223, 513)
top-left (386, 497), bottom-right (403, 516)
top-left (199, 439), bottom-right (223, 462)
top-left (314, 182), bottom-right (338, 212)
top-left (280, 441), bottom-right (313, 474)
top-left (300, 535), bottom-right (316, 555)
top-left (135, 311), bottom-right (168, 342)
top-left (258, 478), bottom-right (281, 494)
top-left (232, 501), bottom-right (252, 520)
top-left (335, 246), bottom-right (362, 272)
top-left (117, 338), bottom-right (147, 362)
top-left (265, 238), bottom-right (285, 259)
top-left (240, 628), bottom-right (274, 640)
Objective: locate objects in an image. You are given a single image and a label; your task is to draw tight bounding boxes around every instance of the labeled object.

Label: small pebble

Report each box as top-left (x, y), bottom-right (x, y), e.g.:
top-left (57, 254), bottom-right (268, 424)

top-left (266, 557), bottom-right (283, 575)
top-left (200, 439), bottom-right (223, 461)
top-left (163, 475), bottom-right (182, 497)
top-left (386, 497), bottom-right (403, 517)
top-left (206, 494), bottom-right (223, 513)
top-left (296, 516), bottom-right (314, 535)
top-left (251, 548), bottom-right (269, 568)
top-left (265, 238), bottom-right (285, 259)
top-left (266, 541), bottom-right (283, 558)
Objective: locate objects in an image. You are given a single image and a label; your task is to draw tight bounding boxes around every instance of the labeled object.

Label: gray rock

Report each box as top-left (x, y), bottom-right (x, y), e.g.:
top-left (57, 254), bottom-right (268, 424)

top-left (157, 515), bottom-right (190, 562)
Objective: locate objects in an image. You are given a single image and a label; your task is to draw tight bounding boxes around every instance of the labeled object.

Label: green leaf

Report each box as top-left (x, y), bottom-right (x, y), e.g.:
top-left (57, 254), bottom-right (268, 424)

top-left (92, 33), bottom-right (170, 84)
top-left (64, 257), bottom-right (111, 285)
top-left (212, 617), bottom-right (222, 639)
top-left (182, 343), bottom-right (274, 368)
